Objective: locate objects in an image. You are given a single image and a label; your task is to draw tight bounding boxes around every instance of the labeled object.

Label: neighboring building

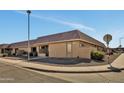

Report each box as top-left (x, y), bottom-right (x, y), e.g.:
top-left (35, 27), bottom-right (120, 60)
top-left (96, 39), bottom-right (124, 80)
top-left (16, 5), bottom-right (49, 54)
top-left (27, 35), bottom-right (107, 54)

top-left (0, 44), bottom-right (10, 54)
top-left (9, 40), bottom-right (36, 56)
top-left (0, 30), bottom-right (105, 59)
top-left (111, 47), bottom-right (124, 53)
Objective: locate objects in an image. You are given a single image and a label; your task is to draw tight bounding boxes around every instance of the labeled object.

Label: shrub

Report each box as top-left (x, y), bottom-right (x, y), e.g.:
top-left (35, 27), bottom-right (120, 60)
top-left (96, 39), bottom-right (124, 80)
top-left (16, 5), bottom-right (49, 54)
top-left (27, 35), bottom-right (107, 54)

top-left (91, 51), bottom-right (104, 60)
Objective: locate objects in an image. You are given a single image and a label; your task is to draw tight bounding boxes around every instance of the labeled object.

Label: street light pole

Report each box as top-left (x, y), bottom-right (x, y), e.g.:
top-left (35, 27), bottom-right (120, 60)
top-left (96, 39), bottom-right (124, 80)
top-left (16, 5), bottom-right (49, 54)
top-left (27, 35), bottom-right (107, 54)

top-left (27, 10), bottom-right (31, 61)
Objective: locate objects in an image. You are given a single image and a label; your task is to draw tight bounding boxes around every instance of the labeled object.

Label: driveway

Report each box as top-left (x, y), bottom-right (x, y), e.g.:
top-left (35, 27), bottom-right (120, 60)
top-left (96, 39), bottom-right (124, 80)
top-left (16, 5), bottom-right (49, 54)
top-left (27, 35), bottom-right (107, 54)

top-left (0, 62), bottom-right (69, 83)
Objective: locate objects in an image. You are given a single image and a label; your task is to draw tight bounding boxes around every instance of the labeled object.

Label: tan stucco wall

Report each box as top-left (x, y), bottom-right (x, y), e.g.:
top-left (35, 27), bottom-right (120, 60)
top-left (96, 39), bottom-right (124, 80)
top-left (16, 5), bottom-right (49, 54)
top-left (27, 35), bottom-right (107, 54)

top-left (19, 48), bottom-right (31, 52)
top-left (49, 42), bottom-right (67, 58)
top-left (78, 47), bottom-right (93, 58)
top-left (71, 41), bottom-right (79, 57)
top-left (11, 47), bottom-right (31, 54)
top-left (9, 40), bottom-right (103, 59)
top-left (29, 40), bottom-right (103, 58)
top-left (79, 41), bottom-right (97, 51)
top-left (48, 41), bottom-right (97, 59)
top-left (72, 41), bottom-right (94, 58)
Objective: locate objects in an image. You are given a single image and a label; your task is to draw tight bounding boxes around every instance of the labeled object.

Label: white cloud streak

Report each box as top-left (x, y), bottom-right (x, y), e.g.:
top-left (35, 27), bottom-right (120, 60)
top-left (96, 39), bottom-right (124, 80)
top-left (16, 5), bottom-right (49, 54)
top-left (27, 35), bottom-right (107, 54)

top-left (15, 11), bottom-right (95, 31)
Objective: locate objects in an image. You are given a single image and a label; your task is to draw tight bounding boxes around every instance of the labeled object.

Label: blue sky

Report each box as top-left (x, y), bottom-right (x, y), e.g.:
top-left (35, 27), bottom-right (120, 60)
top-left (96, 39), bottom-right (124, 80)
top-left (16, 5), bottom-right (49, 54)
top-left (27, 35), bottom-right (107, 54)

top-left (0, 10), bottom-right (124, 48)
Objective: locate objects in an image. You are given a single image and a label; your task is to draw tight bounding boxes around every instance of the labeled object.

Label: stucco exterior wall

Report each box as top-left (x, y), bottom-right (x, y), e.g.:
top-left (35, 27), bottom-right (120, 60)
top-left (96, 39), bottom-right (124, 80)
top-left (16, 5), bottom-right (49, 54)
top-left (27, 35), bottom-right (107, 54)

top-left (71, 41), bottom-right (79, 57)
top-left (19, 48), bottom-right (30, 52)
top-left (78, 47), bottom-right (93, 58)
top-left (11, 47), bottom-right (31, 54)
top-left (27, 40), bottom-right (103, 59)
top-left (49, 40), bottom-right (97, 59)
top-left (49, 42), bottom-right (67, 58)
top-left (79, 41), bottom-right (97, 51)
top-left (72, 41), bottom-right (94, 58)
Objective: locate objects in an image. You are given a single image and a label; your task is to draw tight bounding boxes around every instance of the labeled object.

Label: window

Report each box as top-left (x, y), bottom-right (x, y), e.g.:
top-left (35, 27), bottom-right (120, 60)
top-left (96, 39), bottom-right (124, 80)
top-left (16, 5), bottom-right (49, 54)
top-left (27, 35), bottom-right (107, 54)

top-left (79, 42), bottom-right (85, 47)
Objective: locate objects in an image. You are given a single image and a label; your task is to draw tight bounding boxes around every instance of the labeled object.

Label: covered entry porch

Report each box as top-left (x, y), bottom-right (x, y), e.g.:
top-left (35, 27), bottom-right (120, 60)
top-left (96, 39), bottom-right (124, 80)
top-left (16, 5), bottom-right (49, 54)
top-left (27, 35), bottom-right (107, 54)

top-left (36, 44), bottom-right (49, 57)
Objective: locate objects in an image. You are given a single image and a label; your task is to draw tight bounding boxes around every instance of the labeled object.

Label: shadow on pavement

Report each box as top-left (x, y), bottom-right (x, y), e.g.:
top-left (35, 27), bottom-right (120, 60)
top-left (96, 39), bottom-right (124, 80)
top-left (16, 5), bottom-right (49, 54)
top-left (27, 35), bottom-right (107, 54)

top-left (108, 66), bottom-right (121, 72)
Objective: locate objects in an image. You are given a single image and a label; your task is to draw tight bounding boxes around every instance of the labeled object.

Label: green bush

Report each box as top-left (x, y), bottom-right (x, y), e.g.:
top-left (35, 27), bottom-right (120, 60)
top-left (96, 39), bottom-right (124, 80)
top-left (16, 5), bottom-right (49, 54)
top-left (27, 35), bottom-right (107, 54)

top-left (91, 51), bottom-right (104, 60)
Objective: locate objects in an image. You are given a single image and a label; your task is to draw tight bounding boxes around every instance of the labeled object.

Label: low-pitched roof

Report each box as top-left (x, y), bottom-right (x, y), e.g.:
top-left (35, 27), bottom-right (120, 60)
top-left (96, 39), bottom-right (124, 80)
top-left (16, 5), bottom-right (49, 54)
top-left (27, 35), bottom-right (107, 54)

top-left (9, 40), bottom-right (36, 48)
top-left (0, 44), bottom-right (9, 49)
top-left (77, 30), bottom-right (105, 47)
top-left (0, 30), bottom-right (105, 48)
top-left (36, 30), bottom-right (105, 47)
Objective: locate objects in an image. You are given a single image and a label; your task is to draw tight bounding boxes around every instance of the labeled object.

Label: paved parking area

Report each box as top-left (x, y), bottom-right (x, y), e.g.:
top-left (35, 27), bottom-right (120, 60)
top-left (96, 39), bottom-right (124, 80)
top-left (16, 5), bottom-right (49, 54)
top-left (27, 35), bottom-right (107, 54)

top-left (0, 62), bottom-right (69, 83)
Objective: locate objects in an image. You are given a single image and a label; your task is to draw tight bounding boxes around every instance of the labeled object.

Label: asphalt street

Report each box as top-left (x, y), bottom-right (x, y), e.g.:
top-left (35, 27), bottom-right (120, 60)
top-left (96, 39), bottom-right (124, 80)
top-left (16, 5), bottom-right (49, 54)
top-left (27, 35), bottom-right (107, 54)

top-left (0, 62), bottom-right (69, 83)
top-left (0, 53), bottom-right (124, 83)
top-left (1, 60), bottom-right (124, 83)
top-left (35, 69), bottom-right (124, 83)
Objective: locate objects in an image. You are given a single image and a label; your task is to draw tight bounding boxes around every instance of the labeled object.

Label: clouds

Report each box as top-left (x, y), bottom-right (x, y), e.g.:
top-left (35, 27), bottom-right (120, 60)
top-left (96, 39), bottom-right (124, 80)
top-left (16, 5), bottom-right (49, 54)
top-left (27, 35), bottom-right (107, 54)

top-left (15, 10), bottom-right (95, 31)
top-left (15, 10), bottom-right (124, 48)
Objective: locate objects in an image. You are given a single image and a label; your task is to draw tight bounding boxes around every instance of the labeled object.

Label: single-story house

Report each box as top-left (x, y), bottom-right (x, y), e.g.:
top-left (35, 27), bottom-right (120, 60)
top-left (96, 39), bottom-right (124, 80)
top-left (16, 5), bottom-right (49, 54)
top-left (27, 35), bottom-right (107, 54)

top-left (0, 30), bottom-right (105, 59)
top-left (0, 44), bottom-right (11, 54)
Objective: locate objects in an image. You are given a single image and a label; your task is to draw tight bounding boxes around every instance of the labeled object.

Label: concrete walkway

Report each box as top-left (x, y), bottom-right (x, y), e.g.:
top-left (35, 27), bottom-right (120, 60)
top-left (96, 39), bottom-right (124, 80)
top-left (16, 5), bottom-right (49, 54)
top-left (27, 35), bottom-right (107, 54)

top-left (0, 53), bottom-right (124, 73)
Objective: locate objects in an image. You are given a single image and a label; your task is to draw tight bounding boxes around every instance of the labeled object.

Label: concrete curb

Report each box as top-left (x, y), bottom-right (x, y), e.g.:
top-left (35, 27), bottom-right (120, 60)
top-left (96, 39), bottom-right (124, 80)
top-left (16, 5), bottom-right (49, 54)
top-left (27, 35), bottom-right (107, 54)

top-left (23, 66), bottom-right (122, 73)
top-left (0, 57), bottom-right (123, 73)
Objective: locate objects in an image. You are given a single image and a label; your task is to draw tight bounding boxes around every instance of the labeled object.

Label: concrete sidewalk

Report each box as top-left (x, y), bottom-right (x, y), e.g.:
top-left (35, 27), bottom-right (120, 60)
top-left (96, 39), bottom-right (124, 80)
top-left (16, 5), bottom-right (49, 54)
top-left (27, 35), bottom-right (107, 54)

top-left (0, 53), bottom-right (124, 73)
